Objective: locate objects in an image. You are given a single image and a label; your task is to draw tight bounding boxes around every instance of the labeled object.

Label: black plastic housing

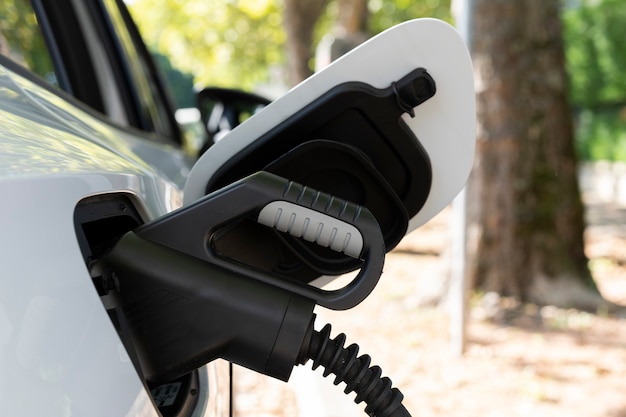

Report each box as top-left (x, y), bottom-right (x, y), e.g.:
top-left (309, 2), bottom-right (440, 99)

top-left (133, 171), bottom-right (386, 310)
top-left (102, 232), bottom-right (315, 383)
top-left (264, 140), bottom-right (408, 275)
top-left (205, 68), bottom-right (435, 221)
top-left (198, 69), bottom-right (435, 281)
top-left (97, 172), bottom-right (387, 385)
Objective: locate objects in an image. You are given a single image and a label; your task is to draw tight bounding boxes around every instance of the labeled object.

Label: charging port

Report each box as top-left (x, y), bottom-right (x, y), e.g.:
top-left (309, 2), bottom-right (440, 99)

top-left (74, 194), bottom-right (203, 417)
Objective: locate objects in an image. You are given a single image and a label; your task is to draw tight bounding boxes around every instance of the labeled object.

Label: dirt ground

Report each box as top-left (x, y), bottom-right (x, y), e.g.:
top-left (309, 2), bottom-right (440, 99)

top-left (232, 198), bottom-right (626, 417)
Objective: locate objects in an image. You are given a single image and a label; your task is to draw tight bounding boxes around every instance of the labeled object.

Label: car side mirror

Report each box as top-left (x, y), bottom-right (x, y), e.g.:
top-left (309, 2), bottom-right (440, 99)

top-left (196, 87), bottom-right (271, 152)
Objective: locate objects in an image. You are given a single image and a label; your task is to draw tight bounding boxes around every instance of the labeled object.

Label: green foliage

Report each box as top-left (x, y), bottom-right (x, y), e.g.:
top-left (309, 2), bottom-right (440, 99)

top-left (129, 0), bottom-right (452, 92)
top-left (574, 109), bottom-right (626, 161)
top-left (563, 0), bottom-right (626, 108)
top-left (129, 0), bottom-right (285, 91)
top-left (368, 0), bottom-right (452, 33)
top-left (562, 0), bottom-right (626, 161)
top-left (0, 0), bottom-right (56, 85)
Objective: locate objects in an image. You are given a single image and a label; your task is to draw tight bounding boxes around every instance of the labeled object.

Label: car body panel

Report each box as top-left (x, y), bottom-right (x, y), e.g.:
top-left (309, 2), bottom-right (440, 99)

top-left (0, 62), bottom-right (227, 417)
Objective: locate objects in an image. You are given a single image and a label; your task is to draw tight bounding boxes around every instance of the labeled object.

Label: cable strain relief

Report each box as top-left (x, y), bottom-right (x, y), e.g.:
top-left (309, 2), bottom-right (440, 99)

top-left (296, 314), bottom-right (317, 365)
top-left (301, 323), bottom-right (411, 417)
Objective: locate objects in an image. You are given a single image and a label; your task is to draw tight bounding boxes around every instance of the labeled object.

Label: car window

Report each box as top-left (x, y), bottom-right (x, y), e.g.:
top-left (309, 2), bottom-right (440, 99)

top-left (0, 0), bottom-right (59, 87)
top-left (0, 0), bottom-right (182, 145)
top-left (99, 0), bottom-right (181, 141)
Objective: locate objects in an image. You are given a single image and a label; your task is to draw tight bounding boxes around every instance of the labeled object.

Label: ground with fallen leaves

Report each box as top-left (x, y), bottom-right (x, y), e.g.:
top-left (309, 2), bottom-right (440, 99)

top-left (232, 198), bottom-right (626, 417)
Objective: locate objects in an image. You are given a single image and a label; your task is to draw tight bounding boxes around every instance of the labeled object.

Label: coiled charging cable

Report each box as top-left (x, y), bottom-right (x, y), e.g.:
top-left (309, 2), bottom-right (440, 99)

top-left (298, 323), bottom-right (410, 417)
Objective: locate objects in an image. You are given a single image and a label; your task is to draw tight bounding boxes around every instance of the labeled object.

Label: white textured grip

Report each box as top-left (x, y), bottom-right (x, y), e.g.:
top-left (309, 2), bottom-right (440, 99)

top-left (257, 201), bottom-right (363, 258)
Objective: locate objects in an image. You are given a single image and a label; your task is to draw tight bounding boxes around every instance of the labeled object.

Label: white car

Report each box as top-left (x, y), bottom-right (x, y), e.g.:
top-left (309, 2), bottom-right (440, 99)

top-left (0, 2), bottom-right (474, 417)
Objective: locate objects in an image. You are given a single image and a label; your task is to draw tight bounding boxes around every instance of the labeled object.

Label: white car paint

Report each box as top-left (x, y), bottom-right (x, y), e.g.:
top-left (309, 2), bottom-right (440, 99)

top-left (0, 63), bottom-right (227, 417)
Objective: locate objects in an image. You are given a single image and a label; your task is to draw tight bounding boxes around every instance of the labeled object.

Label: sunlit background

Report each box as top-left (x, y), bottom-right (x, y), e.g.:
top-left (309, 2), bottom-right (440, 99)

top-left (125, 0), bottom-right (626, 163)
top-left (126, 0), bottom-right (450, 93)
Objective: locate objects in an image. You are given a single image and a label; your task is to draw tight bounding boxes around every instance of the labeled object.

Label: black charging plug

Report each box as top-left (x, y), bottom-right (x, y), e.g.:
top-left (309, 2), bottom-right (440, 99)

top-left (103, 232), bottom-right (315, 383)
top-left (104, 233), bottom-right (411, 417)
top-left (100, 171), bottom-right (412, 417)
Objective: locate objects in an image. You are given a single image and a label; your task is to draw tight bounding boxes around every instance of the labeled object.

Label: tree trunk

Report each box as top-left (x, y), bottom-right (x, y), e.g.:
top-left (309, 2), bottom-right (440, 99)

top-left (336, 0), bottom-right (369, 35)
top-left (283, 0), bottom-right (328, 86)
top-left (332, 0), bottom-right (370, 57)
top-left (467, 0), bottom-right (609, 310)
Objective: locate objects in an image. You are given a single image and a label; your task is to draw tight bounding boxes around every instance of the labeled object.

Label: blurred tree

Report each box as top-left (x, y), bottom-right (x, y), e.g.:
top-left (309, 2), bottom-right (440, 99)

top-left (368, 0), bottom-right (451, 33)
top-left (284, 0), bottom-right (451, 84)
top-left (0, 0), bottom-right (56, 83)
top-left (466, 0), bottom-right (614, 310)
top-left (283, 0), bottom-right (328, 85)
top-left (563, 0), bottom-right (626, 109)
top-left (129, 0), bottom-right (285, 91)
top-left (562, 0), bottom-right (626, 162)
top-left (336, 0), bottom-right (369, 33)
top-left (129, 0), bottom-right (451, 89)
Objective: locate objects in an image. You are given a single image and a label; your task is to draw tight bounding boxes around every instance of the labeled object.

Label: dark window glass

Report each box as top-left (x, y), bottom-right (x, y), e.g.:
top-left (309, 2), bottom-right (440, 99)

top-left (101, 0), bottom-right (179, 140)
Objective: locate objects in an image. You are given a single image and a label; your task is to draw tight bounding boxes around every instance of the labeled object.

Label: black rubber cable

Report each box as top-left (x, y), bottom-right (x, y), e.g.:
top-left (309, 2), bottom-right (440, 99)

top-left (299, 323), bottom-right (411, 417)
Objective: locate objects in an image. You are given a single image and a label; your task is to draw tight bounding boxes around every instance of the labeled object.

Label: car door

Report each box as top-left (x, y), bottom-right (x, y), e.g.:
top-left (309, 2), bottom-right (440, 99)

top-left (0, 1), bottom-right (230, 416)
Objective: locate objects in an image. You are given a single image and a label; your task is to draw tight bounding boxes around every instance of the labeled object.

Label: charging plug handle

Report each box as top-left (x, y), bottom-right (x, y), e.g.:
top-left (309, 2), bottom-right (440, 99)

top-left (135, 171), bottom-right (385, 310)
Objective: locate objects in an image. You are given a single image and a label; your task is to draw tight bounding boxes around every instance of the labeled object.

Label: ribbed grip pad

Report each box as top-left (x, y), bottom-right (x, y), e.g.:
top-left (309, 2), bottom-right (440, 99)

top-left (258, 201), bottom-right (363, 258)
top-left (134, 171), bottom-right (384, 309)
